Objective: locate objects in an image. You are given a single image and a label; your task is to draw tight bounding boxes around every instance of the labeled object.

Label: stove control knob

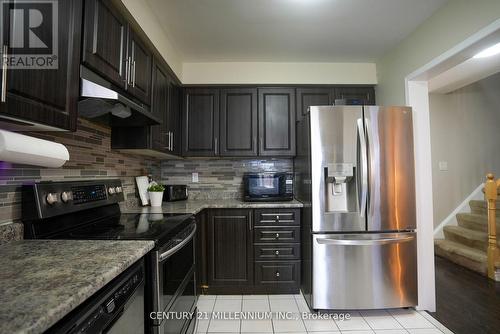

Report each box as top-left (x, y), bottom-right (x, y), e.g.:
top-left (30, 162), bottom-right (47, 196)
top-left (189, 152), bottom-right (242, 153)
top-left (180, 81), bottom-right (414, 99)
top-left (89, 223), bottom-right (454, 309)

top-left (108, 187), bottom-right (116, 195)
top-left (61, 191), bottom-right (72, 203)
top-left (115, 186), bottom-right (123, 194)
top-left (46, 193), bottom-right (59, 205)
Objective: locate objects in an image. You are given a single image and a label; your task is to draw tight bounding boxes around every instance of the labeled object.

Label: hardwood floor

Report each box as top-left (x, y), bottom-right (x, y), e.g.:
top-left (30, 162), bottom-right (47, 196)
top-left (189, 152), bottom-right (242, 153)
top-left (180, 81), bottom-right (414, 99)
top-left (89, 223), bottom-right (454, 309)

top-left (430, 256), bottom-right (500, 334)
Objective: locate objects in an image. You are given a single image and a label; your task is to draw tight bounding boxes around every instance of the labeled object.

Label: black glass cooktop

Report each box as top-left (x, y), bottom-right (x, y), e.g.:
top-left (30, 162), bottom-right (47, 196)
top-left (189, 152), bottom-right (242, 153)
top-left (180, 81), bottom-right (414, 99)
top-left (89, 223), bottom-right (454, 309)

top-left (58, 212), bottom-right (194, 247)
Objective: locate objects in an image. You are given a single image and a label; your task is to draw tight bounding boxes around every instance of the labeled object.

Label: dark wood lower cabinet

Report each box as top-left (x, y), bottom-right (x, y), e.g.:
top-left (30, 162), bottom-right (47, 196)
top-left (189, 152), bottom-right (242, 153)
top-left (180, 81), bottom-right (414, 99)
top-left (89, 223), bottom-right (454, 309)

top-left (255, 261), bottom-right (300, 290)
top-left (207, 209), bottom-right (254, 289)
top-left (197, 208), bottom-right (301, 295)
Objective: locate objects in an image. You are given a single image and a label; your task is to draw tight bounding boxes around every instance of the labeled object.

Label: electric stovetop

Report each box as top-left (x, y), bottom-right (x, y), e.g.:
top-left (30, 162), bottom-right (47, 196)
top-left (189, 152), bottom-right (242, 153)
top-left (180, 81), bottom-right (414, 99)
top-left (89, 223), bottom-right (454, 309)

top-left (55, 212), bottom-right (194, 248)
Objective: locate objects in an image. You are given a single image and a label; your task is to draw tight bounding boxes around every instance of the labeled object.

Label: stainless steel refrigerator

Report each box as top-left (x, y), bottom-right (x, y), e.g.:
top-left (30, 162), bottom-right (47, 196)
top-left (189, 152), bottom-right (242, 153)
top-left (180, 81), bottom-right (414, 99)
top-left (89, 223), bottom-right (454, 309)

top-left (295, 106), bottom-right (418, 310)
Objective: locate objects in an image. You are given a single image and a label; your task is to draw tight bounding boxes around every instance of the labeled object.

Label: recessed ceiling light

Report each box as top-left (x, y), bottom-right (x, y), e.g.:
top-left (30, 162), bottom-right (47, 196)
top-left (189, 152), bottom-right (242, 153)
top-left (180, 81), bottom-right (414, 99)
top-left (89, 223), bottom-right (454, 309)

top-left (473, 42), bottom-right (500, 58)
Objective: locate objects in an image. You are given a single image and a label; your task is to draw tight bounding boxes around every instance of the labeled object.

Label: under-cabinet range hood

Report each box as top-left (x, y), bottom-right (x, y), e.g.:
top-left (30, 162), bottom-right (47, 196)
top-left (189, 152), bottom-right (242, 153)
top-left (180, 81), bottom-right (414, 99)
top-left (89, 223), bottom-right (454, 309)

top-left (78, 66), bottom-right (160, 126)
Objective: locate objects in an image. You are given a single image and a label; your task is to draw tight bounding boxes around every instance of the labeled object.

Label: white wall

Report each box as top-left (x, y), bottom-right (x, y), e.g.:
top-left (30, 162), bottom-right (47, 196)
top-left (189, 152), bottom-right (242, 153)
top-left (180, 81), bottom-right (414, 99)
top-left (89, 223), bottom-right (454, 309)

top-left (182, 62), bottom-right (377, 85)
top-left (121, 0), bottom-right (183, 79)
top-left (430, 73), bottom-right (500, 227)
top-left (377, 0), bottom-right (500, 106)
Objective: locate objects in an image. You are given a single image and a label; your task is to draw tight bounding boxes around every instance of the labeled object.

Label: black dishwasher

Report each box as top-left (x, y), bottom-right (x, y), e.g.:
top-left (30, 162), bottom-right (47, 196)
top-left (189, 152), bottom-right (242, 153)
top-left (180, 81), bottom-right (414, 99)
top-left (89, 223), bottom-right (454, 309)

top-left (50, 259), bottom-right (145, 334)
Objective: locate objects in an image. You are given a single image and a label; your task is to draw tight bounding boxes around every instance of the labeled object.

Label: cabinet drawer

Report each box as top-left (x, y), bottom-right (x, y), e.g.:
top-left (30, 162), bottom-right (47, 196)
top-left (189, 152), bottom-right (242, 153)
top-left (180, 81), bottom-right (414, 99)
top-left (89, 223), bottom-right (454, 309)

top-left (255, 261), bottom-right (300, 285)
top-left (254, 244), bottom-right (300, 260)
top-left (254, 209), bottom-right (300, 226)
top-left (254, 227), bottom-right (300, 243)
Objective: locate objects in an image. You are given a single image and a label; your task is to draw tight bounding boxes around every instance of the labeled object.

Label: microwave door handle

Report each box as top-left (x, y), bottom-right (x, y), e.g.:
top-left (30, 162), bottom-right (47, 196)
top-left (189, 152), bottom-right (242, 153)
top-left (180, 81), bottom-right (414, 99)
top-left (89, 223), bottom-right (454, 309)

top-left (357, 118), bottom-right (368, 217)
top-left (159, 224), bottom-right (196, 261)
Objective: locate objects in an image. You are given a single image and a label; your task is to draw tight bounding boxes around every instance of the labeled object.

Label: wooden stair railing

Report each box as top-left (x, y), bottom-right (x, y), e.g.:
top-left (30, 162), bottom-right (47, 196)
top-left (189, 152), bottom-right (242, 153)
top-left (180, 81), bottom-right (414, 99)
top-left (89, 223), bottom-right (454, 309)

top-left (485, 173), bottom-right (500, 280)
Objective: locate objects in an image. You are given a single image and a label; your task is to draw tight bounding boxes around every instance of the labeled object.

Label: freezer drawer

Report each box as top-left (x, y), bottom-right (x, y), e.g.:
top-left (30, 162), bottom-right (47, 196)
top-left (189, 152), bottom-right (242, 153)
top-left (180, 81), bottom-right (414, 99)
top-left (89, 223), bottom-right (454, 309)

top-left (312, 232), bottom-right (417, 310)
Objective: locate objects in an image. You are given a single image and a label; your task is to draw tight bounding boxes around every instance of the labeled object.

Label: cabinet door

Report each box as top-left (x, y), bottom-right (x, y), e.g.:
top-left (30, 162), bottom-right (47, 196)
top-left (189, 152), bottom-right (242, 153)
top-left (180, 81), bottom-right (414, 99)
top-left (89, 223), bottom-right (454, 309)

top-left (296, 88), bottom-right (333, 122)
top-left (220, 88), bottom-right (258, 156)
top-left (127, 29), bottom-right (152, 104)
top-left (182, 88), bottom-right (219, 157)
top-left (207, 209), bottom-right (253, 287)
top-left (0, 0), bottom-right (82, 131)
top-left (334, 86), bottom-right (375, 105)
top-left (150, 59), bottom-right (168, 152)
top-left (167, 78), bottom-right (182, 156)
top-left (258, 88), bottom-right (296, 156)
top-left (82, 0), bottom-right (126, 88)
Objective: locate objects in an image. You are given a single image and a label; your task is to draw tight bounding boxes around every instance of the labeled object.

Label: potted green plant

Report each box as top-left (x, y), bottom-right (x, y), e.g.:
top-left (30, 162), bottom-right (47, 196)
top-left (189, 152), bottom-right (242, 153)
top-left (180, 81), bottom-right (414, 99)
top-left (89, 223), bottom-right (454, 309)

top-left (147, 183), bottom-right (165, 207)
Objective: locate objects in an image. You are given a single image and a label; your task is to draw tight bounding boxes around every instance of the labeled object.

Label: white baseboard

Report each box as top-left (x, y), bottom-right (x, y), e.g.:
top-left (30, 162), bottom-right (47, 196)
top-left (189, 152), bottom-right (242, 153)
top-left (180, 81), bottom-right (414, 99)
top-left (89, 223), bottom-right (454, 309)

top-left (433, 183), bottom-right (484, 239)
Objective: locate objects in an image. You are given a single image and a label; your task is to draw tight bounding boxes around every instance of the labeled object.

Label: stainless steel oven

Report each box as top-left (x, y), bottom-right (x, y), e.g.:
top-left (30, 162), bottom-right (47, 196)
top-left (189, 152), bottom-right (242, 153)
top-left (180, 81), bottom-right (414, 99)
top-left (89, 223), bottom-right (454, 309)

top-left (150, 222), bottom-right (197, 334)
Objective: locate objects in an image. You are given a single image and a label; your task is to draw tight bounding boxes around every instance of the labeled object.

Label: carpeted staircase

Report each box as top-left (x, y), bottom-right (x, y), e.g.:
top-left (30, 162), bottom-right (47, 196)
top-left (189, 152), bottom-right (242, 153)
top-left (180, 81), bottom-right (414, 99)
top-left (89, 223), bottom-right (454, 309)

top-left (434, 198), bottom-right (500, 278)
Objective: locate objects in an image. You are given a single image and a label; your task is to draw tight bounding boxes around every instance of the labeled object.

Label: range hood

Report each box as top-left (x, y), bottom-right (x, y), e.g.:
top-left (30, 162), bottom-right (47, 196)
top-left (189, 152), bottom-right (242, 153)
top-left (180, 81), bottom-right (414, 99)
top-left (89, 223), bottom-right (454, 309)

top-left (78, 66), bottom-right (161, 126)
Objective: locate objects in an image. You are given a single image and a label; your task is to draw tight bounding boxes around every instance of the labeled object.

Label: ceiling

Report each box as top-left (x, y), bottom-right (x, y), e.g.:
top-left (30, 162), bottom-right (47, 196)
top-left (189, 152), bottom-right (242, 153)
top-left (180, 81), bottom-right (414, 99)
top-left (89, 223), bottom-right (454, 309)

top-left (146, 0), bottom-right (447, 62)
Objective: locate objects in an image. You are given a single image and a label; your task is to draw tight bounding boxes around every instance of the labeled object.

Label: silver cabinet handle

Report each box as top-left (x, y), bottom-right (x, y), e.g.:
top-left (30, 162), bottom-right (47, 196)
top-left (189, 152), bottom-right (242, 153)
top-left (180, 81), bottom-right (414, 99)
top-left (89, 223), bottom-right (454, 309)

top-left (1, 45), bottom-right (7, 102)
top-left (166, 131), bottom-right (171, 150)
top-left (275, 250), bottom-right (280, 255)
top-left (132, 60), bottom-right (136, 87)
top-left (276, 272), bottom-right (280, 277)
top-left (275, 233), bottom-right (280, 239)
top-left (356, 118), bottom-right (368, 217)
top-left (128, 57), bottom-right (132, 84)
top-left (214, 137), bottom-right (218, 155)
top-left (124, 57), bottom-right (129, 83)
top-left (316, 235), bottom-right (414, 246)
top-left (170, 132), bottom-right (174, 151)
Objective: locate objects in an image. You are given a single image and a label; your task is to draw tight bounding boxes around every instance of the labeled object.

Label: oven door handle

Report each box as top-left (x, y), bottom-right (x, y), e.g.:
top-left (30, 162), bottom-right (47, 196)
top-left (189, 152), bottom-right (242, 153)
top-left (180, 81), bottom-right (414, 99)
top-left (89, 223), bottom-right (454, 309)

top-left (159, 224), bottom-right (196, 261)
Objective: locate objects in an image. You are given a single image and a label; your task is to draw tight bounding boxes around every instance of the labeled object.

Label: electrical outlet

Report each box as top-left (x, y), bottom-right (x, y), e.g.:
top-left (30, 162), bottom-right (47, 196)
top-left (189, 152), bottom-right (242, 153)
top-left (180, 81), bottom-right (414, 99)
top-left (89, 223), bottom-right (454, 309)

top-left (438, 161), bottom-right (448, 171)
top-left (192, 172), bottom-right (199, 183)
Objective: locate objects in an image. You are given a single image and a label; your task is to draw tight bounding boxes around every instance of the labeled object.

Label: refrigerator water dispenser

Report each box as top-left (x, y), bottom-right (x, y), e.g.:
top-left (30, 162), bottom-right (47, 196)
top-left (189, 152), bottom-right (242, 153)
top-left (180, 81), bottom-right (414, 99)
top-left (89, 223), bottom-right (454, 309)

top-left (325, 163), bottom-right (356, 212)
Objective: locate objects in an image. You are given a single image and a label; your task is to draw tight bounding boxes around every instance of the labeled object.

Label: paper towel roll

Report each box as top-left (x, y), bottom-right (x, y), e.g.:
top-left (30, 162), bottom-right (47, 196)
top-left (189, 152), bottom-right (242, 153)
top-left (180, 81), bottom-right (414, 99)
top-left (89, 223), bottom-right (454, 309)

top-left (0, 130), bottom-right (69, 168)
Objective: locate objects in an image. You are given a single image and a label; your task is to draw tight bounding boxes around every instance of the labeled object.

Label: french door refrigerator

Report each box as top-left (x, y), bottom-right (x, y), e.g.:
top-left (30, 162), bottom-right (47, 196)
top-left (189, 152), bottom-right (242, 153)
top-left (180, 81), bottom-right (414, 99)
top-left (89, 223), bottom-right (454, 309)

top-left (295, 105), bottom-right (417, 310)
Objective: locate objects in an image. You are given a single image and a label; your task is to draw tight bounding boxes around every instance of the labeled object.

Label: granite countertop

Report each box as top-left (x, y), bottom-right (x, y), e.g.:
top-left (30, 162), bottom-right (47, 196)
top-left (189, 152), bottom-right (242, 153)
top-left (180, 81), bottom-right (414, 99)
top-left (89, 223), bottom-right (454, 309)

top-left (0, 239), bottom-right (154, 334)
top-left (120, 198), bottom-right (304, 214)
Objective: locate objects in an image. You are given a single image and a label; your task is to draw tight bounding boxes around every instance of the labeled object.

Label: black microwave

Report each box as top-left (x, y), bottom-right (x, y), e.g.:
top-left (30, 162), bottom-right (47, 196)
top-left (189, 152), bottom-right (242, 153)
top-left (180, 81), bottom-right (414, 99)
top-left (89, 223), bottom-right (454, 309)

top-left (243, 172), bottom-right (294, 202)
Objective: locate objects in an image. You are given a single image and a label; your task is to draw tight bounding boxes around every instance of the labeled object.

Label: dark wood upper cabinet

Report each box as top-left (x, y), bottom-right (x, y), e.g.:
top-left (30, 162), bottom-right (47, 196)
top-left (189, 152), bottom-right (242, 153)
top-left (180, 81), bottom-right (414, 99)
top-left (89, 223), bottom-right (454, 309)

top-left (258, 88), bottom-right (296, 156)
top-left (126, 29), bottom-right (152, 104)
top-left (334, 86), bottom-right (375, 105)
top-left (82, 0), bottom-right (127, 88)
top-left (0, 0), bottom-right (83, 131)
top-left (220, 88), bottom-right (258, 156)
top-left (296, 88), bottom-right (333, 122)
top-left (167, 81), bottom-right (182, 156)
top-left (182, 88), bottom-right (219, 157)
top-left (83, 0), bottom-right (151, 105)
top-left (207, 209), bottom-right (253, 287)
top-left (150, 59), bottom-right (169, 153)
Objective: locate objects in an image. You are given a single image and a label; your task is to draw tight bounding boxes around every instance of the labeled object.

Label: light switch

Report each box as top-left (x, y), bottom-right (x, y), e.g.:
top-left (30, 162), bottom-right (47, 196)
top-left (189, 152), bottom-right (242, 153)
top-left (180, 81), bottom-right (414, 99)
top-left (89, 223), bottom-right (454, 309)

top-left (438, 161), bottom-right (448, 171)
top-left (192, 172), bottom-right (199, 183)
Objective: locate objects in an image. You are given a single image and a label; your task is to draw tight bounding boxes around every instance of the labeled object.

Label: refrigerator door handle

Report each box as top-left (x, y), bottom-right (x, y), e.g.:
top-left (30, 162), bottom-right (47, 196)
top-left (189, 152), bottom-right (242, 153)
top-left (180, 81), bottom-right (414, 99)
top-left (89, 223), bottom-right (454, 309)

top-left (356, 118), bottom-right (368, 217)
top-left (316, 235), bottom-right (414, 246)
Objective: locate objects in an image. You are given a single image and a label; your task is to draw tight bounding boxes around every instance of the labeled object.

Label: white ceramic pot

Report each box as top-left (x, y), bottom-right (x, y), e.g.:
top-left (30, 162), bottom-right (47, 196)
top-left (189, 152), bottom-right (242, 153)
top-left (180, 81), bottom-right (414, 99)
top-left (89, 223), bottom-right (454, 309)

top-left (148, 191), bottom-right (163, 207)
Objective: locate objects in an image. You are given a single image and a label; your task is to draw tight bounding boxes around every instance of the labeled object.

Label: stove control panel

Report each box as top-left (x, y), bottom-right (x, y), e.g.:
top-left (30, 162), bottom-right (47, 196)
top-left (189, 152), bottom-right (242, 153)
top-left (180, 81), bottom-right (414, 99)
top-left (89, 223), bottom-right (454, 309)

top-left (23, 179), bottom-right (124, 220)
top-left (72, 184), bottom-right (107, 204)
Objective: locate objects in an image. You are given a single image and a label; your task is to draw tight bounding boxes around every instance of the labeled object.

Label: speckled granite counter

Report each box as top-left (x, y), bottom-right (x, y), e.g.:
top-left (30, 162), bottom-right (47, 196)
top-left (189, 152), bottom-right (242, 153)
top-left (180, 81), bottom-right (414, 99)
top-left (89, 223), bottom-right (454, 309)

top-left (120, 198), bottom-right (304, 215)
top-left (0, 239), bottom-right (154, 334)
top-left (0, 222), bottom-right (23, 245)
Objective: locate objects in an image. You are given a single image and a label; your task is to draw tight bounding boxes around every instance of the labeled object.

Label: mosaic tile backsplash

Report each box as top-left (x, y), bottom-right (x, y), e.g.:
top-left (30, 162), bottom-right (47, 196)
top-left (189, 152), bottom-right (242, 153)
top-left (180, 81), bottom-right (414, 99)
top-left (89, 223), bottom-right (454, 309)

top-left (0, 118), bottom-right (294, 243)
top-left (0, 119), bottom-right (161, 226)
top-left (161, 158), bottom-right (293, 200)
